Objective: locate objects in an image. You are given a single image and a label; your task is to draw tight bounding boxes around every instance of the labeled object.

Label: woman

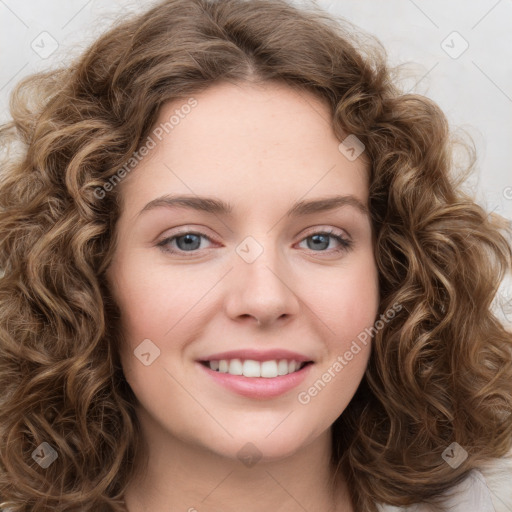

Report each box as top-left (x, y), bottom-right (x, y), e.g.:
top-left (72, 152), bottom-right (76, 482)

top-left (0, 0), bottom-right (511, 511)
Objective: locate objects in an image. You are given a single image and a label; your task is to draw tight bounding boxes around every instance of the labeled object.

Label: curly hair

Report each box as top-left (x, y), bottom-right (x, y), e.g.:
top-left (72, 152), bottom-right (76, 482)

top-left (1, 0), bottom-right (511, 511)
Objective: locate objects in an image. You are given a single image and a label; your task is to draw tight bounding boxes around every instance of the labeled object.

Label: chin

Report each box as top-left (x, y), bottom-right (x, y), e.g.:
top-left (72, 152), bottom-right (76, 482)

top-left (201, 428), bottom-right (314, 464)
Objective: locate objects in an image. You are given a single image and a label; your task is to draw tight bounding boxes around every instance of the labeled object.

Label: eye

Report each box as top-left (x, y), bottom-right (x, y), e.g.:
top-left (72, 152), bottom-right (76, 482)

top-left (157, 231), bottom-right (215, 254)
top-left (297, 229), bottom-right (353, 254)
top-left (156, 228), bottom-right (353, 255)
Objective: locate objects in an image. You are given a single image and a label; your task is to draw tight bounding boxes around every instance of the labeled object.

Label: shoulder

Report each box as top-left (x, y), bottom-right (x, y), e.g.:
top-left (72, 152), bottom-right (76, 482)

top-left (377, 451), bottom-right (512, 512)
top-left (478, 450), bottom-right (512, 512)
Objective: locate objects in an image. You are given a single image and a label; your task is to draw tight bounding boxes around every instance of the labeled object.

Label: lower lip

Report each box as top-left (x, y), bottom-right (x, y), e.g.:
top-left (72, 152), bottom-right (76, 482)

top-left (196, 362), bottom-right (313, 399)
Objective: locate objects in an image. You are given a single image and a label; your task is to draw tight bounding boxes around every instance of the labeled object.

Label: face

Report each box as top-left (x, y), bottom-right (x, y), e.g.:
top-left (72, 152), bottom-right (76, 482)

top-left (106, 81), bottom-right (379, 463)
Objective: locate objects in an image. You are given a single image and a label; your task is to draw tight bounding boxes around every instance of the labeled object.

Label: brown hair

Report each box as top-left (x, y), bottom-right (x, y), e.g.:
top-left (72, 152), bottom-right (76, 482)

top-left (1, 0), bottom-right (511, 510)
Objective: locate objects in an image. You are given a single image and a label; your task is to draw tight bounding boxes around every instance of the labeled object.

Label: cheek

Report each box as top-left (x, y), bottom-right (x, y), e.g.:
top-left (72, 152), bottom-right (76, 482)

top-left (342, 265), bottom-right (379, 337)
top-left (109, 251), bottom-right (205, 340)
top-left (296, 260), bottom-right (377, 419)
top-left (310, 256), bottom-right (379, 346)
top-left (112, 243), bottom-right (380, 359)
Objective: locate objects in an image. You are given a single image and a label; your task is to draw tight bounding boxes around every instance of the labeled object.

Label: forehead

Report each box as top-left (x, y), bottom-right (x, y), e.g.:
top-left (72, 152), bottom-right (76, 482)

top-left (118, 81), bottom-right (369, 217)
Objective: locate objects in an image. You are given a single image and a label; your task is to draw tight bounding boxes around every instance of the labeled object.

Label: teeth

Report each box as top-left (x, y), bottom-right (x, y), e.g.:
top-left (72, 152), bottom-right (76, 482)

top-left (261, 360), bottom-right (278, 378)
top-left (277, 359), bottom-right (289, 375)
top-left (243, 359), bottom-right (260, 377)
top-left (206, 358), bottom-right (306, 377)
top-left (228, 359), bottom-right (243, 375)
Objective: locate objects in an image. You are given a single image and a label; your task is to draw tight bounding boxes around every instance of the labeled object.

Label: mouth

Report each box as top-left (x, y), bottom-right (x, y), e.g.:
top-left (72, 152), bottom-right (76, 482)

top-left (198, 358), bottom-right (313, 378)
top-left (196, 356), bottom-right (314, 399)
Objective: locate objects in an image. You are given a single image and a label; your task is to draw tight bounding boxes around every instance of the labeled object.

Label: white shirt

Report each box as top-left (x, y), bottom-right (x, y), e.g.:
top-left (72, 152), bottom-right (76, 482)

top-left (378, 453), bottom-right (512, 512)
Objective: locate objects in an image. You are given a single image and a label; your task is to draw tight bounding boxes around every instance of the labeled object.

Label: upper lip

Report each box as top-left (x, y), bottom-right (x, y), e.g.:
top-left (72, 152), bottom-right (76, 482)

top-left (197, 349), bottom-right (314, 363)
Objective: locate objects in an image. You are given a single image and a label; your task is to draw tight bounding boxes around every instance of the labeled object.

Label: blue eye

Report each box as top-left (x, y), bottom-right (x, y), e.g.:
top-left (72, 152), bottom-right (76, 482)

top-left (298, 230), bottom-right (353, 253)
top-left (157, 229), bottom-right (353, 255)
top-left (157, 232), bottom-right (211, 253)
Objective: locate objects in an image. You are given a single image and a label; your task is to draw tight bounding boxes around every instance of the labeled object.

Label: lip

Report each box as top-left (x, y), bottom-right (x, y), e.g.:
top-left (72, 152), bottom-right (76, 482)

top-left (196, 360), bottom-right (313, 399)
top-left (196, 348), bottom-right (314, 363)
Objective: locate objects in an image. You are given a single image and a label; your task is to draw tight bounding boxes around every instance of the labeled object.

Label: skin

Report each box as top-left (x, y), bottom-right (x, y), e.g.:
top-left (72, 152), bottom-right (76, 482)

top-left (106, 81), bottom-right (380, 512)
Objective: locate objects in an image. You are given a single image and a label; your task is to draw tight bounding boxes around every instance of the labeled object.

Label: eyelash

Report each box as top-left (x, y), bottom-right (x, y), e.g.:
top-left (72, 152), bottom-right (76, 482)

top-left (156, 228), bottom-right (353, 256)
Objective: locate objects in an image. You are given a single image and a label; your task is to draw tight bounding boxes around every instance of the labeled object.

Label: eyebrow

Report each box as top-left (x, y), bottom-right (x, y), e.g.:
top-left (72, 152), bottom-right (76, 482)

top-left (137, 193), bottom-right (369, 219)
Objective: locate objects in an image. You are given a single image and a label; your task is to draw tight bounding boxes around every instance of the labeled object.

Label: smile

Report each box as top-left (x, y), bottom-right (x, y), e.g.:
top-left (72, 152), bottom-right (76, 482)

top-left (196, 360), bottom-right (314, 399)
top-left (200, 358), bottom-right (311, 377)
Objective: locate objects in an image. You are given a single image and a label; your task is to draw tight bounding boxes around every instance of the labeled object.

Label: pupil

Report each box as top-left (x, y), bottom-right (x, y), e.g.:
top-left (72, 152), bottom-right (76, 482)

top-left (178, 234), bottom-right (200, 251)
top-left (309, 234), bottom-right (328, 250)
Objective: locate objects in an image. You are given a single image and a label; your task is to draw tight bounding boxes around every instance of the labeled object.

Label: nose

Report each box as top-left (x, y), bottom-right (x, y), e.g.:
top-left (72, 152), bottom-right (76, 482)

top-left (224, 236), bottom-right (301, 328)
